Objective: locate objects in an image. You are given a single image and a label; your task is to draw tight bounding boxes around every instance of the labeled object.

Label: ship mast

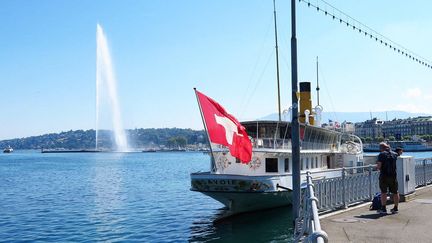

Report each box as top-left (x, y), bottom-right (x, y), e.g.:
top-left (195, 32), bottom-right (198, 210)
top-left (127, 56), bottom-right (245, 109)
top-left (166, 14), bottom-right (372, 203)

top-left (273, 0), bottom-right (282, 122)
top-left (316, 56), bottom-right (320, 106)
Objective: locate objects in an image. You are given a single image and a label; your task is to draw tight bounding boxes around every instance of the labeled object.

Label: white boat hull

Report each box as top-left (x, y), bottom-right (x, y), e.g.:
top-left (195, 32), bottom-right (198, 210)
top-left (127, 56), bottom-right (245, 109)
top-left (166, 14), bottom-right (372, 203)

top-left (3, 149), bottom-right (13, 153)
top-left (201, 190), bottom-right (292, 214)
top-left (191, 172), bottom-right (292, 214)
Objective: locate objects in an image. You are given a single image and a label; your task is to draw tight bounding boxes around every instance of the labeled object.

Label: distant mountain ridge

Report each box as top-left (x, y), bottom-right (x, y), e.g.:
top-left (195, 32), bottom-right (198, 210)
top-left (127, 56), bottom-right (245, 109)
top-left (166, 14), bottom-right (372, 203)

top-left (260, 111), bottom-right (432, 123)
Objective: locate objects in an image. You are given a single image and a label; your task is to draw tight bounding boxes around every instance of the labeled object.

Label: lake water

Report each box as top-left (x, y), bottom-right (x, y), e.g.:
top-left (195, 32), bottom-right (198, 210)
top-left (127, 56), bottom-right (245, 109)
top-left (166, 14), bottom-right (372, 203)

top-left (366, 151), bottom-right (432, 158)
top-left (0, 151), bottom-right (294, 242)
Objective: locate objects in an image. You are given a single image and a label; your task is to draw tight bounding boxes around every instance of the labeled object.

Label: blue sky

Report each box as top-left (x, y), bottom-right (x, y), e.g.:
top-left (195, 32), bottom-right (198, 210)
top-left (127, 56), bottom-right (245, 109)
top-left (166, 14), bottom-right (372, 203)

top-left (1, 0), bottom-right (431, 140)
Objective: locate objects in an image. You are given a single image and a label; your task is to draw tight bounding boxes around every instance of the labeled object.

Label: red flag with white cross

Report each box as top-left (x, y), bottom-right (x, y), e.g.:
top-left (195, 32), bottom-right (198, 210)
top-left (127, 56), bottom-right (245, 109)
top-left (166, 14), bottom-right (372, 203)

top-left (195, 90), bottom-right (252, 163)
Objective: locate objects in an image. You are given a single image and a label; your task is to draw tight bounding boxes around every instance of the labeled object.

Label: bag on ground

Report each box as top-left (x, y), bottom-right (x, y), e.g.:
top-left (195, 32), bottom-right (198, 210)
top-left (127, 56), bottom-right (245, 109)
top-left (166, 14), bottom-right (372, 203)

top-left (370, 192), bottom-right (381, 210)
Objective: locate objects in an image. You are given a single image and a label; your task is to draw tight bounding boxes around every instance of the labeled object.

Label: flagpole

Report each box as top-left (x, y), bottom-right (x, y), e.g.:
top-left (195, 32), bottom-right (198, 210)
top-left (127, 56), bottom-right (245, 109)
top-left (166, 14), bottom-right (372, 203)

top-left (194, 88), bottom-right (216, 172)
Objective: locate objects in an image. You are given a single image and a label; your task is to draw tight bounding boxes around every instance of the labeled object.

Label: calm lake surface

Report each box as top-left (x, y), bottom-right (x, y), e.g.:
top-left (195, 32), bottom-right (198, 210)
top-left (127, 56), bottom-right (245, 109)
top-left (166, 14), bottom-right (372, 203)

top-left (0, 151), bottom-right (294, 242)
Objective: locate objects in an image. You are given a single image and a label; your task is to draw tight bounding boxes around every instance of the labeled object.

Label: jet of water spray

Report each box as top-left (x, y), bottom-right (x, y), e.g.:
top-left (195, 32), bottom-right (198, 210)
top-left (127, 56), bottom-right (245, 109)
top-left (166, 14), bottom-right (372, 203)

top-left (96, 24), bottom-right (129, 151)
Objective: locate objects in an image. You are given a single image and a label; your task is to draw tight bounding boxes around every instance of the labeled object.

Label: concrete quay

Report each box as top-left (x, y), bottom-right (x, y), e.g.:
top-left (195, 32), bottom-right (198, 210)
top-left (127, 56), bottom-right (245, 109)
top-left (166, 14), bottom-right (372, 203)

top-left (320, 185), bottom-right (432, 243)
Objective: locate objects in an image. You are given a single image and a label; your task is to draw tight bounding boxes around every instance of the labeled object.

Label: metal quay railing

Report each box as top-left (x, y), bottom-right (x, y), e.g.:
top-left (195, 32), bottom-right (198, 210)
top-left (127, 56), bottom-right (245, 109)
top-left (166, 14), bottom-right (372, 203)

top-left (294, 158), bottom-right (432, 242)
top-left (294, 171), bottom-right (328, 243)
top-left (415, 158), bottom-right (432, 187)
top-left (304, 159), bottom-right (432, 214)
top-left (312, 165), bottom-right (380, 212)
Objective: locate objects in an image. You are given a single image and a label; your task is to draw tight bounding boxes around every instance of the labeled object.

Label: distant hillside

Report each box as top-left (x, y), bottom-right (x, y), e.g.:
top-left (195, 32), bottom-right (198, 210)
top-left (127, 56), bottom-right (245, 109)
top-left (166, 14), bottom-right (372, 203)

top-left (0, 128), bottom-right (207, 150)
top-left (260, 111), bottom-right (431, 123)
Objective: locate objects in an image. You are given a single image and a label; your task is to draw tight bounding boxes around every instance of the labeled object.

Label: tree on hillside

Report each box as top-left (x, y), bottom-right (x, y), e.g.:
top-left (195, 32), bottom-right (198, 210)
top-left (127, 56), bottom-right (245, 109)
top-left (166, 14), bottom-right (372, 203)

top-left (167, 136), bottom-right (187, 148)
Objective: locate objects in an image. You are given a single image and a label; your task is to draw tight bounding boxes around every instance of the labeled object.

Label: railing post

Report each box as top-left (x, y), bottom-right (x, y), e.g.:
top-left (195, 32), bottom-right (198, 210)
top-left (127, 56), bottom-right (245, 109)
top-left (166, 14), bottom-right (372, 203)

top-left (342, 167), bottom-right (347, 208)
top-left (368, 164), bottom-right (373, 200)
top-left (424, 159), bottom-right (427, 187)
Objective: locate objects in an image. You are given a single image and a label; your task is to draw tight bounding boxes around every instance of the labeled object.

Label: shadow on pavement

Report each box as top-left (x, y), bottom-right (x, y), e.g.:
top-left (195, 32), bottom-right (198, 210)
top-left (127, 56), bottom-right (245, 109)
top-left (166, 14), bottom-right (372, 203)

top-left (354, 212), bottom-right (389, 219)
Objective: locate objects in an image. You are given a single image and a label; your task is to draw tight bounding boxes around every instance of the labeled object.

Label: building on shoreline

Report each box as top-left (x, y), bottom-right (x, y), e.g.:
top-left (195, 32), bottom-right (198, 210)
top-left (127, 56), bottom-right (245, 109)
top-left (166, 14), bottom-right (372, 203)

top-left (354, 118), bottom-right (383, 139)
top-left (354, 116), bottom-right (432, 139)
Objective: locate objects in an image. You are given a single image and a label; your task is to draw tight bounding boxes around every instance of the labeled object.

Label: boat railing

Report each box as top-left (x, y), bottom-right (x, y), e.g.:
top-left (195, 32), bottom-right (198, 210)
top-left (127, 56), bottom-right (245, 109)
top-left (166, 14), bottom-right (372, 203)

top-left (342, 133), bottom-right (363, 154)
top-left (251, 138), bottom-right (291, 149)
top-left (250, 138), bottom-right (339, 151)
top-left (294, 171), bottom-right (328, 243)
top-left (301, 141), bottom-right (338, 151)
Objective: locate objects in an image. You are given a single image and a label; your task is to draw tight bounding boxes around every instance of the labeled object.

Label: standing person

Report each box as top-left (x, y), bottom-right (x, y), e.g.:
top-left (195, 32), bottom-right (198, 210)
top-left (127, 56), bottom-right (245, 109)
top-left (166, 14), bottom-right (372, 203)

top-left (376, 142), bottom-right (400, 214)
top-left (395, 147), bottom-right (403, 156)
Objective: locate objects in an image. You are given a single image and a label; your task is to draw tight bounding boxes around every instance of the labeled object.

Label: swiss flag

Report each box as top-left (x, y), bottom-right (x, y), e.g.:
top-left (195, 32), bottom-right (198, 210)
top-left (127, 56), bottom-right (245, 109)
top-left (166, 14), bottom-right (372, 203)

top-left (195, 90), bottom-right (252, 163)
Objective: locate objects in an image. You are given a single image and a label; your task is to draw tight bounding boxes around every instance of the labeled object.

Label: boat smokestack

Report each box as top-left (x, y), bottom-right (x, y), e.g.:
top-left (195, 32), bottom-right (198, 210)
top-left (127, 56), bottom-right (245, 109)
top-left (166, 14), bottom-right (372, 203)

top-left (299, 82), bottom-right (314, 125)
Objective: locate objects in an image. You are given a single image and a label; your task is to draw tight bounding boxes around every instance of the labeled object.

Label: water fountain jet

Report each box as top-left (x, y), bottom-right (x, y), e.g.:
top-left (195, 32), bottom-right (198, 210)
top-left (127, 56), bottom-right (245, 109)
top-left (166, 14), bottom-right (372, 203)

top-left (95, 24), bottom-right (129, 152)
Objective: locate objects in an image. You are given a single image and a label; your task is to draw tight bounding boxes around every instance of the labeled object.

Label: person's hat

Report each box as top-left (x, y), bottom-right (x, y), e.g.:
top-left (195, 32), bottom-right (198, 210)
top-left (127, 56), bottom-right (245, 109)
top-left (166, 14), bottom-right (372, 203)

top-left (379, 142), bottom-right (389, 149)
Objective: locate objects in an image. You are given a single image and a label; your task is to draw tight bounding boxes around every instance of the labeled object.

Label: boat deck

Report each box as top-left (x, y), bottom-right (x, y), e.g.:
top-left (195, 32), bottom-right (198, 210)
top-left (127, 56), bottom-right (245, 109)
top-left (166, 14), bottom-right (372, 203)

top-left (320, 185), bottom-right (432, 242)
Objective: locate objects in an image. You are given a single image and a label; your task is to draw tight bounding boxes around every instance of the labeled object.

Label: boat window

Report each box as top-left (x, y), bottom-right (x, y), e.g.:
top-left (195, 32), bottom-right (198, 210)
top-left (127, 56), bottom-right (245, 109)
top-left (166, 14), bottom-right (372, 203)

top-left (301, 158), bottom-right (304, 170)
top-left (265, 158), bottom-right (278, 172)
top-left (306, 158), bottom-right (309, 169)
top-left (235, 158), bottom-right (240, 163)
top-left (284, 158), bottom-right (290, 172)
top-left (315, 157), bottom-right (318, 168)
top-left (259, 127), bottom-right (266, 138)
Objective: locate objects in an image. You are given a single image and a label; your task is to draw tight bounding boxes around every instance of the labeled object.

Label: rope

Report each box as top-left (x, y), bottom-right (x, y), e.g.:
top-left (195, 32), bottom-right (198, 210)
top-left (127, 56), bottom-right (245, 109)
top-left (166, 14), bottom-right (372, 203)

top-left (299, 0), bottom-right (432, 70)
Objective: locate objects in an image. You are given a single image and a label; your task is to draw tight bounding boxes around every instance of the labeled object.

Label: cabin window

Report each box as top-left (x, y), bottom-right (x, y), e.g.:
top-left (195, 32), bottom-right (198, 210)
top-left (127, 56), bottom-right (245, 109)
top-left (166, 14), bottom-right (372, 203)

top-left (315, 157), bottom-right (318, 168)
top-left (306, 158), bottom-right (309, 169)
top-left (284, 158), bottom-right (290, 172)
top-left (265, 158), bottom-right (278, 172)
top-left (301, 158), bottom-right (304, 170)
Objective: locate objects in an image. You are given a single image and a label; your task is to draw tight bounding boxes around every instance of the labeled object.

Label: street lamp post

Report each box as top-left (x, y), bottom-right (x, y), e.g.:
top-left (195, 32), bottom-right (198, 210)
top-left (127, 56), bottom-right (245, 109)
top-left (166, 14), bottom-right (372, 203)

top-left (290, 0), bottom-right (301, 224)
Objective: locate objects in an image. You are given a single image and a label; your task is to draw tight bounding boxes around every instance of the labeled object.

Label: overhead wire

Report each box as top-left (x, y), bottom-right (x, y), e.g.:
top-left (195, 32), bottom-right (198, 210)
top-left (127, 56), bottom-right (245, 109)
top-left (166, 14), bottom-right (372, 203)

top-left (299, 0), bottom-right (432, 70)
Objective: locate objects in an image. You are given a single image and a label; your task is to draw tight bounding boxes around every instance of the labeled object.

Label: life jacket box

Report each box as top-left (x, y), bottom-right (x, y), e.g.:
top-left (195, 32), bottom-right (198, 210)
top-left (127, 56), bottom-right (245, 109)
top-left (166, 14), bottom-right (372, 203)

top-left (397, 156), bottom-right (416, 196)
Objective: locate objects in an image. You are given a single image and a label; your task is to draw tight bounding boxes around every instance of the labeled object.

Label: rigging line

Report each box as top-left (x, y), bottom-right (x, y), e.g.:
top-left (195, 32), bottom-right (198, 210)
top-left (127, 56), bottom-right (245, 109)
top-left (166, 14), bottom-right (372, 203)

top-left (271, 30), bottom-right (291, 85)
top-left (239, 14), bottom-right (274, 118)
top-left (239, 51), bottom-right (275, 120)
top-left (299, 0), bottom-right (432, 69)
top-left (318, 63), bottom-right (339, 122)
top-left (283, 122), bottom-right (289, 141)
top-left (276, 30), bottom-right (292, 108)
top-left (279, 51), bottom-right (292, 106)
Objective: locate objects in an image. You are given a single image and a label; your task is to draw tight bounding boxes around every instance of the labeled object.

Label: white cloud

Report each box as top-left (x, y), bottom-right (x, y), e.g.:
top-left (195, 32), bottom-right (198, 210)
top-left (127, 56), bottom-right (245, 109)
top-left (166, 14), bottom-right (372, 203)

top-left (395, 103), bottom-right (425, 113)
top-left (405, 88), bottom-right (422, 98)
top-left (396, 87), bottom-right (432, 114)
